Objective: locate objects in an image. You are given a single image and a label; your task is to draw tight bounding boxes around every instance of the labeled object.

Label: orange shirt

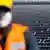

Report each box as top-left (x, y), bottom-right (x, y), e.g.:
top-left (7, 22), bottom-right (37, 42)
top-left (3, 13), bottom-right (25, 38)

top-left (0, 23), bottom-right (29, 50)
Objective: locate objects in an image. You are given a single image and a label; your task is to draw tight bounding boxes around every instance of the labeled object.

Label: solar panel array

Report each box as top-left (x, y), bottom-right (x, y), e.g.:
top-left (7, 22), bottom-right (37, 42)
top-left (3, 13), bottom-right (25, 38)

top-left (32, 26), bottom-right (50, 50)
top-left (12, 2), bottom-right (50, 50)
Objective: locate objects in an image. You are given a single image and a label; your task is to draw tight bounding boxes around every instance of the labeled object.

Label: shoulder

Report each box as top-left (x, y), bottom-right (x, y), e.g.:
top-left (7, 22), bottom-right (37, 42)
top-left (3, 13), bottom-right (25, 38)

top-left (12, 23), bottom-right (29, 31)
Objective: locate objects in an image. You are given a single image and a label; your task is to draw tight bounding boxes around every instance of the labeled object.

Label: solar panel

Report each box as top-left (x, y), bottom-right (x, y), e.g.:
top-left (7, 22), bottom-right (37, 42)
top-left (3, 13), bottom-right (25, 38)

top-left (32, 27), bottom-right (50, 50)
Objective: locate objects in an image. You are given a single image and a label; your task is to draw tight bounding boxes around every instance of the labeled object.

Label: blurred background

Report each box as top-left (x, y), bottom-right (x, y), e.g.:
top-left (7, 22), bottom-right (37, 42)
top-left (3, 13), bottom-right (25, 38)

top-left (12, 0), bottom-right (50, 50)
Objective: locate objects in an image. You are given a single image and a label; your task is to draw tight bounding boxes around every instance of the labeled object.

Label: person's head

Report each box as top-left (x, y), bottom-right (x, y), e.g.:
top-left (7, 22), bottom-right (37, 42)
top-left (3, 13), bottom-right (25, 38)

top-left (0, 0), bottom-right (12, 28)
top-left (0, 6), bottom-right (12, 28)
top-left (0, 0), bottom-right (12, 40)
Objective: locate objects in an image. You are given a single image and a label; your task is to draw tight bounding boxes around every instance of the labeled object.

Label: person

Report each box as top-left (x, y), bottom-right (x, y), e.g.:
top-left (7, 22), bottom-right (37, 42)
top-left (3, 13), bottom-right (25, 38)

top-left (0, 0), bottom-right (39, 50)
